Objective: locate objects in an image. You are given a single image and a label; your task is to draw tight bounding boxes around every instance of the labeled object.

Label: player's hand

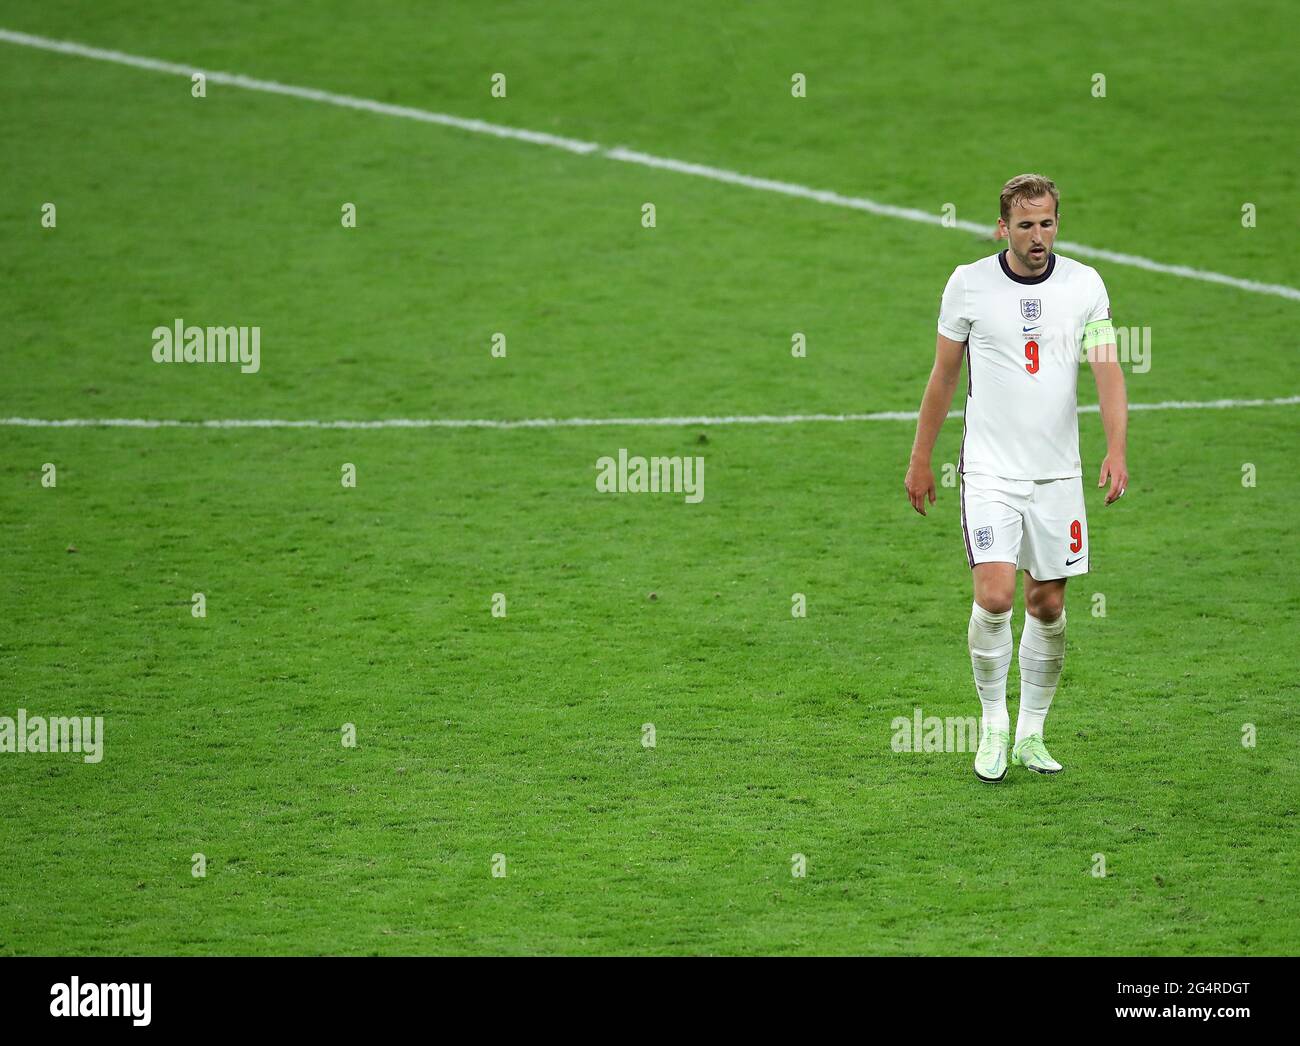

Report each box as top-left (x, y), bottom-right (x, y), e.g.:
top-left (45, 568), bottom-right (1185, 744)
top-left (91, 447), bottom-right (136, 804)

top-left (1098, 454), bottom-right (1128, 505)
top-left (905, 460), bottom-right (937, 516)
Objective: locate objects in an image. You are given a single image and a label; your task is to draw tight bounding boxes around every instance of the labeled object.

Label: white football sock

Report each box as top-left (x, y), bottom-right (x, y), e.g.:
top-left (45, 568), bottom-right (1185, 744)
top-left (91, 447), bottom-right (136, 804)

top-left (968, 601), bottom-right (1012, 734)
top-left (1017, 610), bottom-right (1067, 743)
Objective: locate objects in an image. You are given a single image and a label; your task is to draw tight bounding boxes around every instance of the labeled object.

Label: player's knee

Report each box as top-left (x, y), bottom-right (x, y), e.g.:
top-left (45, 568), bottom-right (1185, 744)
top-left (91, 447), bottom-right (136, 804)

top-left (1028, 595), bottom-right (1064, 622)
top-left (975, 591), bottom-right (1014, 615)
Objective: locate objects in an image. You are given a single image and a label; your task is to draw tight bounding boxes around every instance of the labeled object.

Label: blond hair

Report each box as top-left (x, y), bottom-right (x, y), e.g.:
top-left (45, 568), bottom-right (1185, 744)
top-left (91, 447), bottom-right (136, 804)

top-left (999, 174), bottom-right (1059, 223)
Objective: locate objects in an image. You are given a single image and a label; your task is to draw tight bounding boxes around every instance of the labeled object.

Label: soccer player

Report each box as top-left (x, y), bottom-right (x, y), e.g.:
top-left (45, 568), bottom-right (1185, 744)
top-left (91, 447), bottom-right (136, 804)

top-left (903, 173), bottom-right (1129, 782)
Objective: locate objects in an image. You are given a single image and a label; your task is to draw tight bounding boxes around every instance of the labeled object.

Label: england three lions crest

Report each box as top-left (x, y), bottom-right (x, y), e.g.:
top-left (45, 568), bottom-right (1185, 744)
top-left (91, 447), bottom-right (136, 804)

top-left (1020, 299), bottom-right (1042, 321)
top-left (974, 526), bottom-right (994, 551)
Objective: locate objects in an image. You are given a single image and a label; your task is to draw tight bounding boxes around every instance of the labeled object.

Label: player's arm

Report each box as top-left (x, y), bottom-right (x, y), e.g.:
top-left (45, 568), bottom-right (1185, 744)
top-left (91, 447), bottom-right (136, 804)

top-left (904, 333), bottom-right (966, 516)
top-left (1085, 324), bottom-right (1129, 505)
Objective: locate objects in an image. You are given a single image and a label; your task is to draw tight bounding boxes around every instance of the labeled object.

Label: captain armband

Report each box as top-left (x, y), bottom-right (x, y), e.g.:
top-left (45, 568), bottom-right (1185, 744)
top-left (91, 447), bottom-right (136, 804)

top-left (1081, 318), bottom-right (1116, 351)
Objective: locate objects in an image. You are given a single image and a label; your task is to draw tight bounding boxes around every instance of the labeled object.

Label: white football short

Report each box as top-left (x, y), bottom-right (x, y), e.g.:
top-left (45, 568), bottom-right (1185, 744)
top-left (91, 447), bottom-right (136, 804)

top-left (959, 471), bottom-right (1089, 580)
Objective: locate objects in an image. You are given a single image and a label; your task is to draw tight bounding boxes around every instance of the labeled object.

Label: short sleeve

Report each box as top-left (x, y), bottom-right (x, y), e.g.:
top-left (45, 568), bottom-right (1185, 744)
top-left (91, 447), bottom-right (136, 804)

top-left (937, 266), bottom-right (970, 342)
top-left (1086, 269), bottom-right (1111, 324)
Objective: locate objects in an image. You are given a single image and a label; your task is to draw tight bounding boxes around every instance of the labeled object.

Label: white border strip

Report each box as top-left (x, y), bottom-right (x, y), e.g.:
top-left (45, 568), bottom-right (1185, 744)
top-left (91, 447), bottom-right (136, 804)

top-left (3, 27), bottom-right (1298, 302)
top-left (3, 396), bottom-right (1297, 431)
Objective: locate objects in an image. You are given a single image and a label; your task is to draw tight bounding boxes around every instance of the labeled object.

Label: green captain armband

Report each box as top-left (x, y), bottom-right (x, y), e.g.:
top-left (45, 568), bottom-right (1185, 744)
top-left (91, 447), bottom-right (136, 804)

top-left (1081, 318), bottom-right (1116, 350)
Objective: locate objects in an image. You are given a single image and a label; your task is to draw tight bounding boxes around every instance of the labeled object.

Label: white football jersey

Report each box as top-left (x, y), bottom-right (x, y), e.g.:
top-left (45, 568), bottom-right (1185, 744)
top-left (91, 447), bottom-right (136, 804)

top-left (937, 250), bottom-right (1110, 481)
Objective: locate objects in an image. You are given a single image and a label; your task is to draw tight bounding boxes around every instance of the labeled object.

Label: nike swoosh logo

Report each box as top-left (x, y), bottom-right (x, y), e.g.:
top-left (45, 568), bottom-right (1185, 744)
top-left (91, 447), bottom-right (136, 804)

top-left (1066, 555), bottom-right (1086, 566)
top-left (1022, 325), bottom-right (1040, 333)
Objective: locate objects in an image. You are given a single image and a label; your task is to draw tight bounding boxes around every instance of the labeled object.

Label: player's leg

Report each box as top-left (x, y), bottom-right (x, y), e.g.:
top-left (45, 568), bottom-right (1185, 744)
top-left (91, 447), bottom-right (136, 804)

top-left (960, 473), bottom-right (1026, 782)
top-left (969, 562), bottom-right (1016, 780)
top-left (1010, 478), bottom-right (1086, 773)
top-left (970, 561), bottom-right (1016, 725)
top-left (1014, 572), bottom-right (1067, 771)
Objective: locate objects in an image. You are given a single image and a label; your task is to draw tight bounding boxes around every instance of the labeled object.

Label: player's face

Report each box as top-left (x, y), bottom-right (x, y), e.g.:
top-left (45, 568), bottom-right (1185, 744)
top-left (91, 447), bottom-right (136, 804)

top-left (999, 196), bottom-right (1058, 273)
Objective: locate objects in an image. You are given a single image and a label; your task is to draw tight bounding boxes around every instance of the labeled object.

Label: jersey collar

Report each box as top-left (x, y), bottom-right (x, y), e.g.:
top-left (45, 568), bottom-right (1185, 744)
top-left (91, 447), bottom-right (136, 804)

top-left (998, 249), bottom-right (1056, 285)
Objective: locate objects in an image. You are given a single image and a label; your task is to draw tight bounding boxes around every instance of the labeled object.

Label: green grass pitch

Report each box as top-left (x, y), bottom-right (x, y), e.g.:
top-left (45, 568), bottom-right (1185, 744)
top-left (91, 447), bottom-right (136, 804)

top-left (1, 1), bottom-right (1297, 955)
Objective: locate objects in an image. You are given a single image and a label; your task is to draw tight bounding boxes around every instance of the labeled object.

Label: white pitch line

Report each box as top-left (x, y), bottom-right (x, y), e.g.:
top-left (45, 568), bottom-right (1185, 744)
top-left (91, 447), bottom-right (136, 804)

top-left (3, 28), bottom-right (1298, 303)
top-left (0, 28), bottom-right (600, 155)
top-left (3, 396), bottom-right (1298, 431)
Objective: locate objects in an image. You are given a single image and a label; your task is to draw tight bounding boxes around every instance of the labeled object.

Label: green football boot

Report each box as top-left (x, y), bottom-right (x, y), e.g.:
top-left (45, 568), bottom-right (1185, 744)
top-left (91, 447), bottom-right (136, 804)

top-left (974, 727), bottom-right (1009, 783)
top-left (1012, 733), bottom-right (1063, 774)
